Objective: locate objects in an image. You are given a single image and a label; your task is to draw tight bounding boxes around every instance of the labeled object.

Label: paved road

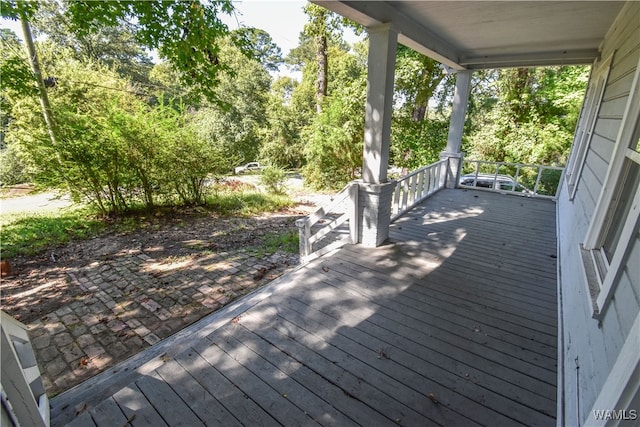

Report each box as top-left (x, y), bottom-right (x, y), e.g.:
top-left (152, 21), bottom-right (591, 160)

top-left (0, 175), bottom-right (335, 216)
top-left (0, 191), bottom-right (73, 215)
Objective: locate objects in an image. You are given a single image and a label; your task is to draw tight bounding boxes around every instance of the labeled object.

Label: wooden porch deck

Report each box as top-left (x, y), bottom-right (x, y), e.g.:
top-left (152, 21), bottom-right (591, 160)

top-left (51, 189), bottom-right (558, 427)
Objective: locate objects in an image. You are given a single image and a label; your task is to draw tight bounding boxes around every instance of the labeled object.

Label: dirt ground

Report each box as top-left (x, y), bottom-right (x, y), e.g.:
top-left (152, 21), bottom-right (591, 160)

top-left (0, 206), bottom-right (314, 325)
top-left (0, 176), bottom-right (335, 325)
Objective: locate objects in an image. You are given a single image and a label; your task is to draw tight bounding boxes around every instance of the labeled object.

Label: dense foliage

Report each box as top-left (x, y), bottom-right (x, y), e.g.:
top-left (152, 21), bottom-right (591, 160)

top-left (1, 1), bottom-right (589, 200)
top-left (6, 47), bottom-right (225, 214)
top-left (464, 67), bottom-right (589, 167)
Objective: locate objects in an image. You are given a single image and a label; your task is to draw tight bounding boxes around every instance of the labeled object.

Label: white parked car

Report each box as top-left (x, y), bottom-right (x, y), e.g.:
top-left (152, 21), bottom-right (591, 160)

top-left (460, 173), bottom-right (532, 193)
top-left (234, 162), bottom-right (264, 175)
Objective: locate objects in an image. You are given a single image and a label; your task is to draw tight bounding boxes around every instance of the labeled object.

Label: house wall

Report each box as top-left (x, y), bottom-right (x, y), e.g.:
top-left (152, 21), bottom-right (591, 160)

top-left (557, 1), bottom-right (640, 425)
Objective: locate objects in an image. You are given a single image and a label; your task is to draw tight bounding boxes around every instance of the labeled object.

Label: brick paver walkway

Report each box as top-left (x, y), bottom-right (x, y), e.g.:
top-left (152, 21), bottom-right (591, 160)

top-left (24, 247), bottom-right (298, 396)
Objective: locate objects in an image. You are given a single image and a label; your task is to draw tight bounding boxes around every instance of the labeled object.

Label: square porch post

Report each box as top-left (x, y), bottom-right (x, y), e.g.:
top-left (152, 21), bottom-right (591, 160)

top-left (441, 70), bottom-right (472, 188)
top-left (358, 24), bottom-right (398, 247)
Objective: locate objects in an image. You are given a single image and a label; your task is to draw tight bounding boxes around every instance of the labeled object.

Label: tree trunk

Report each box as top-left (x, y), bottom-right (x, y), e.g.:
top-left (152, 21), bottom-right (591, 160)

top-left (316, 33), bottom-right (327, 113)
top-left (20, 14), bottom-right (59, 147)
top-left (412, 105), bottom-right (427, 121)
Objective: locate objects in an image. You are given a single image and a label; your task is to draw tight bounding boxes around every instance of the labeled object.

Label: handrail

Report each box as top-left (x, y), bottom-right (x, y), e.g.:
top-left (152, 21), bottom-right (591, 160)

top-left (296, 182), bottom-right (359, 263)
top-left (390, 159), bottom-right (448, 221)
top-left (461, 159), bottom-right (565, 199)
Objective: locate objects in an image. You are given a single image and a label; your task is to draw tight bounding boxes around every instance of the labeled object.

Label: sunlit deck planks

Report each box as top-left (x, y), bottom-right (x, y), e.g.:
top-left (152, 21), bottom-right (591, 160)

top-left (51, 189), bottom-right (558, 427)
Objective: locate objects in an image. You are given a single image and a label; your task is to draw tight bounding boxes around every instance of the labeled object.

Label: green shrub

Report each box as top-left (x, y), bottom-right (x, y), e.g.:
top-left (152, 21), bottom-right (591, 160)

top-left (6, 53), bottom-right (227, 215)
top-left (302, 88), bottom-right (365, 190)
top-left (207, 181), bottom-right (294, 216)
top-left (390, 117), bottom-right (449, 170)
top-left (0, 144), bottom-right (30, 186)
top-left (260, 166), bottom-right (288, 194)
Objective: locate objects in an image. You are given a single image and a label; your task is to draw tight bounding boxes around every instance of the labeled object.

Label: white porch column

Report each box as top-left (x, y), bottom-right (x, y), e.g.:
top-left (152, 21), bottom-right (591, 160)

top-left (363, 23), bottom-right (397, 184)
top-left (358, 24), bottom-right (398, 247)
top-left (441, 70), bottom-right (472, 188)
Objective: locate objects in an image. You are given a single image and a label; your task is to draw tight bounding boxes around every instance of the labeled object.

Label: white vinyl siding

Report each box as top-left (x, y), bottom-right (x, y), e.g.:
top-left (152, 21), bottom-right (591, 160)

top-left (565, 56), bottom-right (611, 199)
top-left (557, 2), bottom-right (640, 425)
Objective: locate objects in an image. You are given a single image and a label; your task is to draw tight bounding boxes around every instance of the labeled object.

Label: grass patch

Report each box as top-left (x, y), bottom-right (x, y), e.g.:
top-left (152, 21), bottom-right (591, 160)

top-left (250, 230), bottom-right (299, 258)
top-left (0, 190), bottom-right (296, 260)
top-left (206, 191), bottom-right (294, 216)
top-left (1, 207), bottom-right (105, 259)
top-left (264, 230), bottom-right (299, 254)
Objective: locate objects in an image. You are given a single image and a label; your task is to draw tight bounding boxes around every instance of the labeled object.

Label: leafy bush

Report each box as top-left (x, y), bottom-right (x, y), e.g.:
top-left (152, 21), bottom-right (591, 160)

top-left (0, 144), bottom-right (30, 186)
top-left (390, 117), bottom-right (449, 170)
top-left (206, 182), bottom-right (294, 216)
top-left (302, 83), bottom-right (365, 190)
top-left (260, 166), bottom-right (288, 194)
top-left (6, 50), bottom-right (227, 215)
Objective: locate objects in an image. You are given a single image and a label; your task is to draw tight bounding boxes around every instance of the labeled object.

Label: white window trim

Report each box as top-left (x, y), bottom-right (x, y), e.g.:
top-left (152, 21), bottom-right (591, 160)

top-left (566, 54), bottom-right (613, 200)
top-left (582, 54), bottom-right (640, 317)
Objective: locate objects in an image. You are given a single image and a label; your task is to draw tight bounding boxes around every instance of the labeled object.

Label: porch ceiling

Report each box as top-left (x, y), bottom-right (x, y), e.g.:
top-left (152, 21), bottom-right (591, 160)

top-left (313, 1), bottom-right (625, 69)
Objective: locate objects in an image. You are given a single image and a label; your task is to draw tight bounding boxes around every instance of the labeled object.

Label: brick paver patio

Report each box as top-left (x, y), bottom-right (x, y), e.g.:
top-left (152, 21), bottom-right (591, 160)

top-left (21, 246), bottom-right (298, 396)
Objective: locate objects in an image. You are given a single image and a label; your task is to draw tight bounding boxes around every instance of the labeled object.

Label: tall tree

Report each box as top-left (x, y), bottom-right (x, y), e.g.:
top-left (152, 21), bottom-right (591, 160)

top-left (259, 76), bottom-right (306, 169)
top-left (191, 37), bottom-right (272, 169)
top-left (1, 0), bottom-right (239, 103)
top-left (302, 4), bottom-right (340, 113)
top-left (464, 66), bottom-right (589, 166)
top-left (30, 0), bottom-right (153, 85)
top-left (394, 45), bottom-right (447, 121)
top-left (302, 42), bottom-right (367, 189)
top-left (231, 27), bottom-right (283, 73)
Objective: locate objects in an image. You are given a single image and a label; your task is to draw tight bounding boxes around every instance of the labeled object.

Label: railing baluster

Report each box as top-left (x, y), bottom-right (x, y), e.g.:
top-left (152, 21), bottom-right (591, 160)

top-left (401, 179), bottom-right (409, 211)
top-left (534, 166), bottom-right (543, 194)
top-left (297, 182), bottom-right (358, 263)
top-left (388, 159), bottom-right (446, 222)
top-left (410, 173), bottom-right (418, 205)
top-left (392, 181), bottom-right (401, 216)
top-left (459, 159), bottom-right (564, 200)
top-left (349, 183), bottom-right (359, 244)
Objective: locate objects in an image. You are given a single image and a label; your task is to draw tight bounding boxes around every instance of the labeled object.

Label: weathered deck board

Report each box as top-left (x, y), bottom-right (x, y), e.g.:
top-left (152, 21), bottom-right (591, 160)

top-left (111, 384), bottom-right (168, 427)
top-left (89, 397), bottom-right (127, 426)
top-left (211, 327), bottom-right (360, 426)
top-left (286, 274), bottom-right (557, 391)
top-left (331, 250), bottom-right (558, 332)
top-left (52, 189), bottom-right (558, 427)
top-left (217, 321), bottom-right (402, 426)
top-left (278, 295), bottom-right (553, 425)
top-left (64, 412), bottom-right (96, 427)
top-left (135, 374), bottom-right (205, 427)
top-left (154, 359), bottom-right (242, 427)
top-left (315, 267), bottom-right (557, 380)
top-left (173, 349), bottom-right (280, 427)
top-left (235, 308), bottom-right (407, 426)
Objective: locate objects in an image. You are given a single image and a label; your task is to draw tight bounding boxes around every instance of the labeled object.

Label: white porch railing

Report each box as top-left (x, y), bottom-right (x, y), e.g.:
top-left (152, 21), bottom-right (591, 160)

top-left (390, 159), bottom-right (448, 221)
top-left (296, 182), bottom-right (359, 264)
top-left (461, 159), bottom-right (565, 200)
top-left (1, 311), bottom-right (49, 427)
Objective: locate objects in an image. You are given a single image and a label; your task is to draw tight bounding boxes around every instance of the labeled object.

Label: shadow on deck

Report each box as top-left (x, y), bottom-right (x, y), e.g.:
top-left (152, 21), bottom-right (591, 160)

top-left (51, 189), bottom-right (558, 427)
